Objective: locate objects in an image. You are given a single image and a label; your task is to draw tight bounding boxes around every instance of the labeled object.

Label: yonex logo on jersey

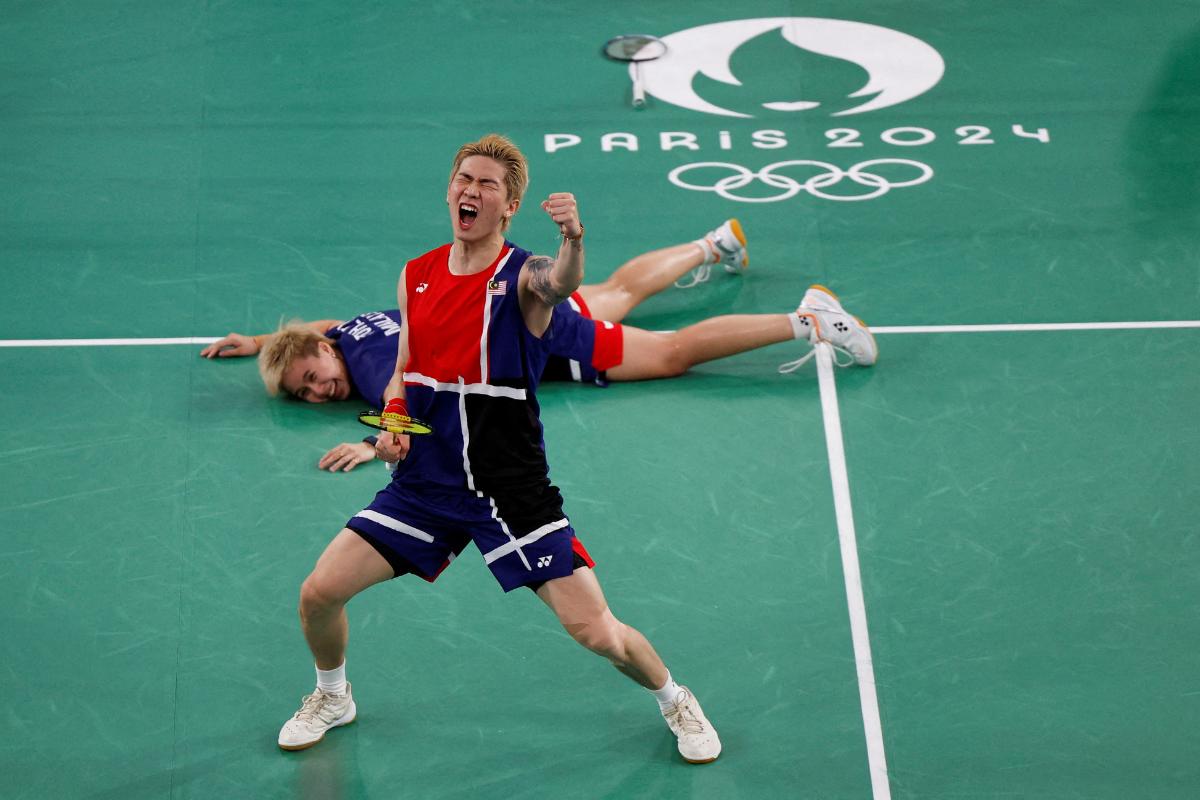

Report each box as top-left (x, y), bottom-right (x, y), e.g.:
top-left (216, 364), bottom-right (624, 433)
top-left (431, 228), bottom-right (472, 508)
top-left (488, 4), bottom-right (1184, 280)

top-left (415, 283), bottom-right (429, 293)
top-left (537, 555), bottom-right (553, 568)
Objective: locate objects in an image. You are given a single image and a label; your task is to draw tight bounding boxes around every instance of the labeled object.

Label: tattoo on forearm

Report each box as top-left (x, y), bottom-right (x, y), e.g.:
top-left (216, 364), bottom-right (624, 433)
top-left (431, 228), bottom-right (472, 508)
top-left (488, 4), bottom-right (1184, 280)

top-left (526, 255), bottom-right (571, 305)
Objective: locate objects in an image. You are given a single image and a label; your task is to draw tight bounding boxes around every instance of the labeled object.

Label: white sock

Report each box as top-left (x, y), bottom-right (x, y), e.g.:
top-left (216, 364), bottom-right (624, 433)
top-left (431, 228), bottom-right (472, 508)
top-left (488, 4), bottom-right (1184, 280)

top-left (789, 312), bottom-right (811, 340)
top-left (649, 672), bottom-right (683, 710)
top-left (691, 238), bottom-right (717, 264)
top-left (316, 662), bottom-right (347, 696)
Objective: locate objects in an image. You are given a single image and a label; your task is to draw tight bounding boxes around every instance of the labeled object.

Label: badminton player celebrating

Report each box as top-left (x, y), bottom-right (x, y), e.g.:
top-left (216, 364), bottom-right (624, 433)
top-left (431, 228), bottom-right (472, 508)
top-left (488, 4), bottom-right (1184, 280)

top-left (277, 134), bottom-right (721, 764)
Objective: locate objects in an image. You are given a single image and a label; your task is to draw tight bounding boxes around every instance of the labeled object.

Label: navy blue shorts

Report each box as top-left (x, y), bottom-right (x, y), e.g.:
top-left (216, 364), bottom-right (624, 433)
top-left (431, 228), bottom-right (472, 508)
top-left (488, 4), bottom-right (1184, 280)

top-left (346, 481), bottom-right (594, 593)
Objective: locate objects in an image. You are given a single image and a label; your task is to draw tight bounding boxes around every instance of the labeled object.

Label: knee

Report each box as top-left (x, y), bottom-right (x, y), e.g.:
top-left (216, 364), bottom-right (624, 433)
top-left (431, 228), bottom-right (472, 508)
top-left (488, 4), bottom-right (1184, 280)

top-left (566, 613), bottom-right (629, 662)
top-left (299, 573), bottom-right (345, 619)
top-left (657, 340), bottom-right (690, 377)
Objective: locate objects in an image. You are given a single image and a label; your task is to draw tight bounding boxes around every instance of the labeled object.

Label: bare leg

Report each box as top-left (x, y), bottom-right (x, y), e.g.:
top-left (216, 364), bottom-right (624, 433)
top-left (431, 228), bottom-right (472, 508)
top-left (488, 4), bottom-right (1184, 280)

top-left (299, 528), bottom-right (396, 669)
top-left (536, 567), bottom-right (668, 689)
top-left (576, 243), bottom-right (706, 323)
top-left (607, 314), bottom-right (795, 381)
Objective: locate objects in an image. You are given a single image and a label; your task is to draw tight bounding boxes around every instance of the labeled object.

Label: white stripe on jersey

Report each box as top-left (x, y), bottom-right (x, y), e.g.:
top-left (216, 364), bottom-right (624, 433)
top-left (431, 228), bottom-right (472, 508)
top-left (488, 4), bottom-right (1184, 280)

top-left (478, 248), bottom-right (514, 384)
top-left (453, 373), bottom-right (532, 571)
top-left (456, 377), bottom-right (476, 493)
top-left (403, 371), bottom-right (527, 399)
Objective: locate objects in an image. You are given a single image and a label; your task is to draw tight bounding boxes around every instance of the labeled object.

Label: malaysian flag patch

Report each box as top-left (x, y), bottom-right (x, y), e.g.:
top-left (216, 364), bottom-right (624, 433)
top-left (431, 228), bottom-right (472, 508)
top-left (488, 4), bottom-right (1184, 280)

top-left (487, 279), bottom-right (507, 295)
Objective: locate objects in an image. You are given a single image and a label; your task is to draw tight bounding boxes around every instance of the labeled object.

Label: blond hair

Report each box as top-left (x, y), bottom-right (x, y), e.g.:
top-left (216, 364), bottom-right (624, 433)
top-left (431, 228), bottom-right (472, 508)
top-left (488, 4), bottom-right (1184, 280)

top-left (449, 133), bottom-right (529, 230)
top-left (257, 322), bottom-right (331, 397)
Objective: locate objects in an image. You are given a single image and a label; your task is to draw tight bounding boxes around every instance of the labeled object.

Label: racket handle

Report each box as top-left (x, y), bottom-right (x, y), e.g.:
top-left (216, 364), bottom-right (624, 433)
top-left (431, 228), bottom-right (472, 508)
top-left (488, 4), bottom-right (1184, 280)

top-left (632, 62), bottom-right (646, 108)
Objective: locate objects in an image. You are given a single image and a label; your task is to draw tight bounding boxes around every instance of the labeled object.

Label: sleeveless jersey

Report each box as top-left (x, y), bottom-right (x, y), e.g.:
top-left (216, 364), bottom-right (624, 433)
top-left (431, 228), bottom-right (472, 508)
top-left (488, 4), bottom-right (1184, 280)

top-left (324, 311), bottom-right (404, 406)
top-left (396, 242), bottom-right (561, 520)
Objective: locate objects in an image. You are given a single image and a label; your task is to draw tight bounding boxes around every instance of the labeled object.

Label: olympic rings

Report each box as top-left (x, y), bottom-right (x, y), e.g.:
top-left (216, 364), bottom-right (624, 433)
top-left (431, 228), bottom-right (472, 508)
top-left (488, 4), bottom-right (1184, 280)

top-left (667, 158), bottom-right (935, 202)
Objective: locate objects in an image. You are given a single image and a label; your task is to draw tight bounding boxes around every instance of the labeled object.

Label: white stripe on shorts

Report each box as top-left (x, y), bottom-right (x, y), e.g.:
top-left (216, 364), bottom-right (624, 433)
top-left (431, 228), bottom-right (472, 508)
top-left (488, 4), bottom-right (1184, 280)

top-left (482, 518), bottom-right (570, 565)
top-left (352, 509), bottom-right (435, 543)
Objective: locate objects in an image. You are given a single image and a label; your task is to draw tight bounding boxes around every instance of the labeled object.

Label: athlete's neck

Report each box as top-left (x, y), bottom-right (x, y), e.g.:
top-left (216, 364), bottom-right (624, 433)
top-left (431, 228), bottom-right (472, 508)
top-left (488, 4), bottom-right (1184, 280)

top-left (448, 235), bottom-right (505, 275)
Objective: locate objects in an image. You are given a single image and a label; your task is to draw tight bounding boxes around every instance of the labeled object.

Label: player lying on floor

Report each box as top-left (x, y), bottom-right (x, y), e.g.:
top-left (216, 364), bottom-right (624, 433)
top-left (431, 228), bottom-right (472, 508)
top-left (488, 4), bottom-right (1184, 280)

top-left (201, 222), bottom-right (877, 471)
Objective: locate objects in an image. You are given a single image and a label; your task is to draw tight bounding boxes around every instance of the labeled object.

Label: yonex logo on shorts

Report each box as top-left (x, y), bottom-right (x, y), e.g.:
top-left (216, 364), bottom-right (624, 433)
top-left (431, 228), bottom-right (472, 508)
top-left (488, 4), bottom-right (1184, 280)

top-left (537, 555), bottom-right (553, 568)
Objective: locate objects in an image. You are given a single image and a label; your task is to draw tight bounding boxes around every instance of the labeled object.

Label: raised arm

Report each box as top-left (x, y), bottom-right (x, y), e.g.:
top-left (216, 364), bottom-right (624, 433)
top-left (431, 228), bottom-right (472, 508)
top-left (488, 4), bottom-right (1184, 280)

top-left (199, 319), bottom-right (343, 358)
top-left (519, 192), bottom-right (584, 336)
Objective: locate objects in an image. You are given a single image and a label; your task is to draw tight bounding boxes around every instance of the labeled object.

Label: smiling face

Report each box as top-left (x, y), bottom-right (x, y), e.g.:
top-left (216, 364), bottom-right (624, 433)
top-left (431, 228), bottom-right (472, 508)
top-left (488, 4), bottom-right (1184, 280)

top-left (446, 154), bottom-right (520, 242)
top-left (279, 341), bottom-right (352, 403)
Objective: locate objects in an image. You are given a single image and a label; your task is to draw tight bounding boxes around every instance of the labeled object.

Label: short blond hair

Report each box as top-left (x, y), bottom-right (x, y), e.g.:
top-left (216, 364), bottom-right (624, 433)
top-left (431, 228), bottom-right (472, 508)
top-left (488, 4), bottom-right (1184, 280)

top-left (449, 133), bottom-right (529, 230)
top-left (257, 322), bottom-right (331, 397)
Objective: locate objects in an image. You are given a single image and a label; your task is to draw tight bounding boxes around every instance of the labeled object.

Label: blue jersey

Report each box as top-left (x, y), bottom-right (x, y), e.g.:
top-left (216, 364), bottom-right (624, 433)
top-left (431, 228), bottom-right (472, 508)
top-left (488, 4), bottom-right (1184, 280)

top-left (324, 311), bottom-right (403, 407)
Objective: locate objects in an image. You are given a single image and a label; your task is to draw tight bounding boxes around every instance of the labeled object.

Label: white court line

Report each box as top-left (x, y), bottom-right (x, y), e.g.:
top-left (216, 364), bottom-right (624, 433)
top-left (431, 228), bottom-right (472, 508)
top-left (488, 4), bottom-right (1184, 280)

top-left (2, 320), bottom-right (1198, 347)
top-left (816, 342), bottom-right (891, 800)
top-left (0, 337), bottom-right (219, 347)
top-left (870, 320), bottom-right (1200, 334)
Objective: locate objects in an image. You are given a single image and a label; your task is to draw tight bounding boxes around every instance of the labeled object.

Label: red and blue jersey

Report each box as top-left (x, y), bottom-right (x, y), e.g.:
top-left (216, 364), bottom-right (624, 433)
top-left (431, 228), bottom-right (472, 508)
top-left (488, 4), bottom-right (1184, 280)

top-left (395, 242), bottom-right (561, 517)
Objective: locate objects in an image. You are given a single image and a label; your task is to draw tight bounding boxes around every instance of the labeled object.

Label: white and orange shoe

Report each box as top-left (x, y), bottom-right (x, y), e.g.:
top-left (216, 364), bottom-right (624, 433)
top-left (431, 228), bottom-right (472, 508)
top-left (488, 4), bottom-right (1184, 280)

top-left (781, 285), bottom-right (878, 372)
top-left (677, 219), bottom-right (749, 288)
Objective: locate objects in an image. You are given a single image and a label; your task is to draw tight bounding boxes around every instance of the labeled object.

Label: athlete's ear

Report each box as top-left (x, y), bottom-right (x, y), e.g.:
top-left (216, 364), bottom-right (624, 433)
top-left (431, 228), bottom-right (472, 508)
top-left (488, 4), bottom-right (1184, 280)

top-left (318, 340), bottom-right (336, 356)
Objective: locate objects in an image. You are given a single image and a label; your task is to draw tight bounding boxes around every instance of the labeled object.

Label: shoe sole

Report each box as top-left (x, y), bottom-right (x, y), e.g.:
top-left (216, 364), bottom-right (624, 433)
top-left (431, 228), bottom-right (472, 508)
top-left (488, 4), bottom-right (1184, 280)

top-left (278, 702), bottom-right (358, 751)
top-left (683, 753), bottom-right (721, 764)
top-left (805, 284), bottom-right (879, 365)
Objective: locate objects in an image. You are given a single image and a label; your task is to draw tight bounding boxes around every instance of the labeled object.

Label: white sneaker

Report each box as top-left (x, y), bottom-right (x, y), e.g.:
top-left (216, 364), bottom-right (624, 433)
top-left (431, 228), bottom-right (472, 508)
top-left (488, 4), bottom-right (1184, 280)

top-left (710, 219), bottom-right (748, 274)
top-left (278, 683), bottom-right (357, 751)
top-left (780, 285), bottom-right (878, 372)
top-left (677, 219), bottom-right (748, 288)
top-left (661, 686), bottom-right (721, 764)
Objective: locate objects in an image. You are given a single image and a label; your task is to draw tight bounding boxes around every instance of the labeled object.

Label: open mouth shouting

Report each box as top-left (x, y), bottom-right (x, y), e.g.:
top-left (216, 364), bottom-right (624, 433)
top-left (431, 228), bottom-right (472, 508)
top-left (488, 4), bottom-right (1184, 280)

top-left (458, 202), bottom-right (479, 230)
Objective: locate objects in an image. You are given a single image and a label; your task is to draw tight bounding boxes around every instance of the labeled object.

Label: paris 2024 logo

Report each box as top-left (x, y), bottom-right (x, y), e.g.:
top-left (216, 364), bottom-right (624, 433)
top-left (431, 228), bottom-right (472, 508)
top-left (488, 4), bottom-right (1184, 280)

top-left (546, 18), bottom-right (1049, 203)
top-left (637, 17), bottom-right (944, 118)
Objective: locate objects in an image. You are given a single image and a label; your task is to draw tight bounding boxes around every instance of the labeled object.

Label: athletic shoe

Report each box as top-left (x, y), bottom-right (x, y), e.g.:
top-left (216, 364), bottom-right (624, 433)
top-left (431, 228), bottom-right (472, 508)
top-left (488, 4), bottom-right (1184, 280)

top-left (780, 285), bottom-right (878, 372)
top-left (278, 683), bottom-right (357, 751)
top-left (676, 219), bottom-right (749, 288)
top-left (711, 219), bottom-right (748, 274)
top-left (661, 686), bottom-right (722, 764)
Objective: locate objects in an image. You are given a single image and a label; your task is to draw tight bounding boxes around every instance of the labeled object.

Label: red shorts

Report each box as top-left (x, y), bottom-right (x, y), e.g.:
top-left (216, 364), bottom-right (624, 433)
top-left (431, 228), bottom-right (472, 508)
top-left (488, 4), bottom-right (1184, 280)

top-left (570, 292), bottom-right (624, 371)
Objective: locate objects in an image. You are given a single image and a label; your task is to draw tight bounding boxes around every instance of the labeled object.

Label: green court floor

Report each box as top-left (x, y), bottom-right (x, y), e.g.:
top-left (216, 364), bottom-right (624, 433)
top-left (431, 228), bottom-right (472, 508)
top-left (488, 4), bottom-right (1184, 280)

top-left (2, 2), bottom-right (1198, 798)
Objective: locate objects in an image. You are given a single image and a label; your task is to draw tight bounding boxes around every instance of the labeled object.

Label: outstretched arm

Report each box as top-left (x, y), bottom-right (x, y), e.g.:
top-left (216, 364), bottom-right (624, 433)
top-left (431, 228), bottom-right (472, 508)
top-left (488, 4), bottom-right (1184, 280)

top-left (199, 319), bottom-right (343, 358)
top-left (317, 440), bottom-right (377, 472)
